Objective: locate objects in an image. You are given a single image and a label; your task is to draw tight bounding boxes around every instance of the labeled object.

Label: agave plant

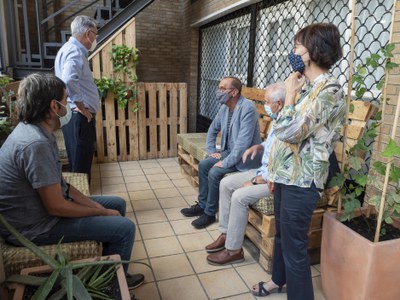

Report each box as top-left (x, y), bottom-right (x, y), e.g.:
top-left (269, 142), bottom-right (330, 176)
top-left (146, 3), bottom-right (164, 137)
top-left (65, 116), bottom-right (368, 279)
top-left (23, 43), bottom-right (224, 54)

top-left (0, 214), bottom-right (126, 300)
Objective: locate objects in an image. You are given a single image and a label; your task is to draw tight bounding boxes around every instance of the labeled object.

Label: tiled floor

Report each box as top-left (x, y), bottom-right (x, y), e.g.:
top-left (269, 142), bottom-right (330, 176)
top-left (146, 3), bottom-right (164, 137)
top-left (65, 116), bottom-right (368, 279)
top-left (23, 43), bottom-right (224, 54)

top-left (90, 158), bottom-right (326, 300)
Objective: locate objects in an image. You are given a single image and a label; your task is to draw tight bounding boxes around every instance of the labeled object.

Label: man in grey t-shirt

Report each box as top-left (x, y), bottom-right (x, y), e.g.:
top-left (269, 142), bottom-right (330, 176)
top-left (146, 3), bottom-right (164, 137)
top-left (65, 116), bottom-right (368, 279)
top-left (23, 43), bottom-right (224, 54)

top-left (0, 74), bottom-right (144, 289)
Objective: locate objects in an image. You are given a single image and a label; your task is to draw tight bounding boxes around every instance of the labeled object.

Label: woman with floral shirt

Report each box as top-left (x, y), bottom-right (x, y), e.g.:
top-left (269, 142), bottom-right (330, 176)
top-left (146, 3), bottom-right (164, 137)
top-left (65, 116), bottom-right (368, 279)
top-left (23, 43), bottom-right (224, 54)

top-left (252, 23), bottom-right (346, 299)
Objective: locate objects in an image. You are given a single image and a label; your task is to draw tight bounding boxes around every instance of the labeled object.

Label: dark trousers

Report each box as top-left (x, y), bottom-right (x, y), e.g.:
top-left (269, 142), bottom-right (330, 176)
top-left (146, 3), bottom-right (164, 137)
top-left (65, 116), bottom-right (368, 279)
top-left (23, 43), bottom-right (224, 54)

top-left (198, 157), bottom-right (237, 216)
top-left (62, 112), bottom-right (96, 181)
top-left (271, 182), bottom-right (320, 300)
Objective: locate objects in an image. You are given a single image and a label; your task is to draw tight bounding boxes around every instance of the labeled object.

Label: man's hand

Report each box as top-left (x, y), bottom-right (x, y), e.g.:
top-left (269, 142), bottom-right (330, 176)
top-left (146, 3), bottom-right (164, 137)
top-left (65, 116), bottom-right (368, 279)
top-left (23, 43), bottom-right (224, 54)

top-left (209, 152), bottom-right (222, 159)
top-left (213, 160), bottom-right (223, 168)
top-left (102, 209), bottom-right (121, 216)
top-left (242, 145), bottom-right (263, 163)
top-left (74, 101), bottom-right (92, 122)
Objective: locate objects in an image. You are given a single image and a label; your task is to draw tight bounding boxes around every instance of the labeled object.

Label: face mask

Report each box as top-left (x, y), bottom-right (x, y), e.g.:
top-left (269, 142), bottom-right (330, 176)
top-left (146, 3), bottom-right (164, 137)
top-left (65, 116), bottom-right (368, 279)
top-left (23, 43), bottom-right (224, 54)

top-left (264, 104), bottom-right (277, 120)
top-left (288, 50), bottom-right (306, 74)
top-left (89, 38), bottom-right (97, 52)
top-left (56, 101), bottom-right (72, 127)
top-left (216, 90), bottom-right (231, 105)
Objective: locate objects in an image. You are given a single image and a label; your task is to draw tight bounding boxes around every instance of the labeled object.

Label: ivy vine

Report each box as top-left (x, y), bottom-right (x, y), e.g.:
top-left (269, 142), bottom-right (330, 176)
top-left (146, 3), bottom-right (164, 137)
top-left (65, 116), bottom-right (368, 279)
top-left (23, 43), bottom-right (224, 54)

top-left (95, 45), bottom-right (140, 111)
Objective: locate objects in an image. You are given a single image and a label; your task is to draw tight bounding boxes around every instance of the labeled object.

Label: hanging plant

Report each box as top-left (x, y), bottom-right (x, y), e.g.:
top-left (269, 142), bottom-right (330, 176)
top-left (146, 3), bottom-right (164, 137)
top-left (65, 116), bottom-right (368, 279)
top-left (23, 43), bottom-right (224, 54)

top-left (95, 45), bottom-right (140, 112)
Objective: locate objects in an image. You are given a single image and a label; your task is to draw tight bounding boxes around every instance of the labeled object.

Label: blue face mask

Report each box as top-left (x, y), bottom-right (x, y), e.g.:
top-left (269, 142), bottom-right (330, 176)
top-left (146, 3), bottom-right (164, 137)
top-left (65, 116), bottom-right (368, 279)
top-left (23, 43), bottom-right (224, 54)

top-left (264, 104), bottom-right (277, 120)
top-left (288, 50), bottom-right (306, 74)
top-left (216, 90), bottom-right (231, 104)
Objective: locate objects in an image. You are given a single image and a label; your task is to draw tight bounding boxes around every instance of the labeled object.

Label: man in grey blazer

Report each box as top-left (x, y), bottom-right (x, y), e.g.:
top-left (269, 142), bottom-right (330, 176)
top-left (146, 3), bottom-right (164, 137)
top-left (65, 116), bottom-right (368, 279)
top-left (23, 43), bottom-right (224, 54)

top-left (181, 76), bottom-right (261, 229)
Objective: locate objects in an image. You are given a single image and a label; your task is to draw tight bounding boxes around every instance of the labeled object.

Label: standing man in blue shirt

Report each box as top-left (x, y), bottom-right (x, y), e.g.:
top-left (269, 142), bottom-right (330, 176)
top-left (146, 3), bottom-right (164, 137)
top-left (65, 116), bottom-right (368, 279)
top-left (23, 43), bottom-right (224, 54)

top-left (55, 15), bottom-right (99, 180)
top-left (205, 82), bottom-right (286, 265)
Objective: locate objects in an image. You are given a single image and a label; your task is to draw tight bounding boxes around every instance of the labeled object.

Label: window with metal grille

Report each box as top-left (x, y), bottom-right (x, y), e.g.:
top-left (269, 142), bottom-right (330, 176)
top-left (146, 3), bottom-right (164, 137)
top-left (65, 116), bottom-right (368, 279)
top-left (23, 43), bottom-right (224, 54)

top-left (197, 0), bottom-right (394, 128)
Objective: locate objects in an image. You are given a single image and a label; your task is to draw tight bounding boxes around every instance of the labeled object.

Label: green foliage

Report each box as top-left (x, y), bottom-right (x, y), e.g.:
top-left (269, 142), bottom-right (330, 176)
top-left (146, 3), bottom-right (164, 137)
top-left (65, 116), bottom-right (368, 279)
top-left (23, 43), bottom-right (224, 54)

top-left (0, 213), bottom-right (126, 300)
top-left (335, 43), bottom-right (400, 235)
top-left (0, 75), bottom-right (15, 140)
top-left (94, 45), bottom-right (140, 111)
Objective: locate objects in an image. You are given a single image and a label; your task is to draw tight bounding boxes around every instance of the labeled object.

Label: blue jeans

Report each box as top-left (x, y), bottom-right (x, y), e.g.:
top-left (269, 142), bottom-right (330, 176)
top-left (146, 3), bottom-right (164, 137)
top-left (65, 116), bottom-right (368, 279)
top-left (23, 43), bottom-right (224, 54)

top-left (271, 182), bottom-right (320, 300)
top-left (198, 157), bottom-right (237, 216)
top-left (62, 111), bottom-right (96, 181)
top-left (32, 196), bottom-right (135, 273)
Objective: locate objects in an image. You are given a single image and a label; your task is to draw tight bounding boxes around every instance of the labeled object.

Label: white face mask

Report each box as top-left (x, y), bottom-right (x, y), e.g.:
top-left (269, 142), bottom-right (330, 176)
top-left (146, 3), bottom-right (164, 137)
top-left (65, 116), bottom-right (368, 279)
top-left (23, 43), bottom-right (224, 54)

top-left (56, 101), bottom-right (72, 127)
top-left (89, 38), bottom-right (97, 52)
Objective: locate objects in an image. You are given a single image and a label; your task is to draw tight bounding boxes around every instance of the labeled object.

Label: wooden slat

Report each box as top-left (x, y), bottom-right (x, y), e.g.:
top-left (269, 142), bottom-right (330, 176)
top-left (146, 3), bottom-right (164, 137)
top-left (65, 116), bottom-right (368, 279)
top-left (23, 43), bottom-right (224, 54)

top-left (349, 100), bottom-right (374, 121)
top-left (346, 120), bottom-right (366, 140)
top-left (169, 83), bottom-right (178, 156)
top-left (92, 54), bottom-right (105, 161)
top-left (242, 86), bottom-right (265, 101)
top-left (158, 83), bottom-right (168, 158)
top-left (138, 83), bottom-right (147, 160)
top-left (128, 89), bottom-right (139, 161)
top-left (179, 83), bottom-right (187, 133)
top-left (147, 83), bottom-right (157, 159)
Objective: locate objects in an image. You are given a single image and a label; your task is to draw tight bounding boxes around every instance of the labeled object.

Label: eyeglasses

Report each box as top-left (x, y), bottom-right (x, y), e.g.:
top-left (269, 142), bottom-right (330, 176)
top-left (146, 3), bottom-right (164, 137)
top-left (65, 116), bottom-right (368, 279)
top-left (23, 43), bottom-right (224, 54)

top-left (88, 29), bottom-right (99, 38)
top-left (217, 87), bottom-right (234, 92)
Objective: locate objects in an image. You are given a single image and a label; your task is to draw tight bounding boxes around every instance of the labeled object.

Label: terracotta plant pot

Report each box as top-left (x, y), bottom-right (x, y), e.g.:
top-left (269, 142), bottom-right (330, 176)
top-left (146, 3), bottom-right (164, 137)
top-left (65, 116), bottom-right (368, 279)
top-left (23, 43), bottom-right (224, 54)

top-left (321, 211), bottom-right (400, 300)
top-left (12, 254), bottom-right (130, 300)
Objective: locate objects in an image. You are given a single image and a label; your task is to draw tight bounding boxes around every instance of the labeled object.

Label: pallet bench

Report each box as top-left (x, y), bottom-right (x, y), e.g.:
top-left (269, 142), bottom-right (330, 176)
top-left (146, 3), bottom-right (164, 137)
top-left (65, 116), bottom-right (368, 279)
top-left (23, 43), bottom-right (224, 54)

top-left (177, 85), bottom-right (377, 273)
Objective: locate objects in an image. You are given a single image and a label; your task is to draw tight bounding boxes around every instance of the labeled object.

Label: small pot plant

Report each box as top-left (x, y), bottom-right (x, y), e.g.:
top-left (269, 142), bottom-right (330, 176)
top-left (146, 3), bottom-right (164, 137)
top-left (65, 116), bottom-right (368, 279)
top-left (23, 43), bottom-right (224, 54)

top-left (94, 45), bottom-right (140, 112)
top-left (0, 214), bottom-right (130, 300)
top-left (321, 43), bottom-right (400, 300)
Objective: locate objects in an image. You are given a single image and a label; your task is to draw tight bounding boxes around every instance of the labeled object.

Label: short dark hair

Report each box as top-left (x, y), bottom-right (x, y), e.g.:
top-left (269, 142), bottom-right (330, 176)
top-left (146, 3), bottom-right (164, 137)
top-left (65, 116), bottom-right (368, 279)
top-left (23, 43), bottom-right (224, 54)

top-left (17, 73), bottom-right (66, 123)
top-left (294, 23), bottom-right (342, 70)
top-left (224, 76), bottom-right (242, 93)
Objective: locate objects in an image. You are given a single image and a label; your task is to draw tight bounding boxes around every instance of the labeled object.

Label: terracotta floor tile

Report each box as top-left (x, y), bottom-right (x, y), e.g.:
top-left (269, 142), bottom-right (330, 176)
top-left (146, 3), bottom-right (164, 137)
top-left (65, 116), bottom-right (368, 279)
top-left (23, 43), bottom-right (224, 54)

top-left (167, 172), bottom-right (185, 180)
top-left (126, 181), bottom-right (151, 192)
top-left (124, 175), bottom-right (148, 183)
top-left (158, 275), bottom-right (208, 300)
top-left (144, 236), bottom-right (183, 257)
top-left (129, 190), bottom-right (156, 201)
top-left (100, 170), bottom-right (123, 178)
top-left (163, 207), bottom-right (187, 221)
top-left (153, 187), bottom-right (181, 198)
top-left (146, 174), bottom-right (170, 182)
top-left (159, 160), bottom-right (180, 167)
top-left (234, 264), bottom-right (272, 290)
top-left (170, 219), bottom-right (206, 235)
top-left (149, 180), bottom-right (175, 189)
top-left (223, 293), bottom-right (256, 300)
top-left (139, 222), bottom-right (175, 239)
top-left (198, 268), bottom-right (249, 299)
top-left (100, 176), bottom-right (124, 185)
top-left (178, 186), bottom-right (199, 196)
top-left (311, 265), bottom-right (320, 277)
top-left (128, 258), bottom-right (155, 283)
top-left (131, 282), bottom-right (160, 300)
top-left (143, 167), bottom-right (165, 175)
top-left (186, 250), bottom-right (232, 274)
top-left (177, 231), bottom-right (214, 252)
top-left (135, 209), bottom-right (167, 224)
top-left (313, 264), bottom-right (321, 272)
top-left (101, 183), bottom-right (127, 193)
top-left (132, 199), bottom-right (161, 211)
top-left (163, 166), bottom-right (181, 173)
top-left (140, 162), bottom-right (161, 169)
top-left (119, 161), bottom-right (140, 169)
top-left (125, 212), bottom-right (137, 224)
top-left (158, 196), bottom-right (187, 209)
top-left (99, 163), bottom-right (120, 171)
top-left (122, 169), bottom-right (144, 176)
top-left (131, 240), bottom-right (147, 260)
top-left (150, 254), bottom-right (194, 280)
top-left (172, 178), bottom-right (192, 188)
top-left (183, 194), bottom-right (198, 204)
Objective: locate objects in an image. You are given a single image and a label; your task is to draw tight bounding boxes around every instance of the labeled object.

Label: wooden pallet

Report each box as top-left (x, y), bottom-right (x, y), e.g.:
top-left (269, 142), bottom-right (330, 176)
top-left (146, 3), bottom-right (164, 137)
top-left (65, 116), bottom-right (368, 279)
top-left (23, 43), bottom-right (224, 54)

top-left (178, 145), bottom-right (200, 187)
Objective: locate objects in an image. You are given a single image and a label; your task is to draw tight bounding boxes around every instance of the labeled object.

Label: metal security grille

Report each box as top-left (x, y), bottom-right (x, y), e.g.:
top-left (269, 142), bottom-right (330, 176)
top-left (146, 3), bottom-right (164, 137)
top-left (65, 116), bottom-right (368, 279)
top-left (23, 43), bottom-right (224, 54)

top-left (198, 0), bottom-right (394, 127)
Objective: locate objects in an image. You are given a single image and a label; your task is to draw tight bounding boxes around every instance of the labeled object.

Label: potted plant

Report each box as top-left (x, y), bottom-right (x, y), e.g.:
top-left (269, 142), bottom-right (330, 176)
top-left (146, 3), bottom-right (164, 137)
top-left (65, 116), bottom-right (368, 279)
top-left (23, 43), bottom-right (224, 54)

top-left (321, 44), bottom-right (400, 300)
top-left (0, 214), bottom-right (131, 300)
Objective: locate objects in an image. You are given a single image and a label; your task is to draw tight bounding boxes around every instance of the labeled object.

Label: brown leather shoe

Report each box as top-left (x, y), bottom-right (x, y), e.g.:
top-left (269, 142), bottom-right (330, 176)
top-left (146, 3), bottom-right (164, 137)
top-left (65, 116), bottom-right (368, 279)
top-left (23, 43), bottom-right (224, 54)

top-left (205, 233), bottom-right (226, 253)
top-left (207, 248), bottom-right (244, 265)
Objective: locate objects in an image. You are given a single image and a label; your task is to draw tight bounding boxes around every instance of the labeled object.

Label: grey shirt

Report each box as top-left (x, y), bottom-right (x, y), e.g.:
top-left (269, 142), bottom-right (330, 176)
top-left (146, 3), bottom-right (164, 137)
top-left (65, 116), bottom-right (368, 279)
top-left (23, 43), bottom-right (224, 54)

top-left (0, 123), bottom-right (67, 243)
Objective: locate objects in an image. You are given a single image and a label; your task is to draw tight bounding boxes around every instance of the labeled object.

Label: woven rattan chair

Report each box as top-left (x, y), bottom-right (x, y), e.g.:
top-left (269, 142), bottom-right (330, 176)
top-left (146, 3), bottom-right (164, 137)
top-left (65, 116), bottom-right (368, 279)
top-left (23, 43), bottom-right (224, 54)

top-left (0, 172), bottom-right (102, 281)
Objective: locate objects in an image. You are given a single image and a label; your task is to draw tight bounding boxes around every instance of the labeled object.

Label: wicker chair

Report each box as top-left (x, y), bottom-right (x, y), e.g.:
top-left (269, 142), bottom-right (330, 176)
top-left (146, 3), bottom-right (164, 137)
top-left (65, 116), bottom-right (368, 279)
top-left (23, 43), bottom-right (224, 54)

top-left (0, 172), bottom-right (102, 281)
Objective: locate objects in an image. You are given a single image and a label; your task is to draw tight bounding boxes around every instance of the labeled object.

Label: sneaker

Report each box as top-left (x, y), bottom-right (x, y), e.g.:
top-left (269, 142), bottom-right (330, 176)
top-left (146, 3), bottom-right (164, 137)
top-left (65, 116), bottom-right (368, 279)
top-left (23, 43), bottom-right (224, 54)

top-left (126, 273), bottom-right (145, 290)
top-left (191, 213), bottom-right (216, 229)
top-left (181, 203), bottom-right (204, 217)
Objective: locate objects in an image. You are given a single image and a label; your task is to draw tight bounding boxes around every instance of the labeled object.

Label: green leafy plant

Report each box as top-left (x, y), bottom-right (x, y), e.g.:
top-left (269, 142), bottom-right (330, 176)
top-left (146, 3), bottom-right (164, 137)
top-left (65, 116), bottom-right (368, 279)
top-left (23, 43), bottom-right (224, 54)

top-left (0, 213), bottom-right (125, 300)
top-left (94, 45), bottom-right (140, 111)
top-left (0, 75), bottom-right (16, 144)
top-left (332, 43), bottom-right (400, 239)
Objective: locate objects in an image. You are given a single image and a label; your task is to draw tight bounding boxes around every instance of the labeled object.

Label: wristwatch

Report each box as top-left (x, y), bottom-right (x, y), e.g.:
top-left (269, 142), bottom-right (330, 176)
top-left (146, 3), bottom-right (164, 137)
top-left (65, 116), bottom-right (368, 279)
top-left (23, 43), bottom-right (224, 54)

top-left (251, 177), bottom-right (258, 185)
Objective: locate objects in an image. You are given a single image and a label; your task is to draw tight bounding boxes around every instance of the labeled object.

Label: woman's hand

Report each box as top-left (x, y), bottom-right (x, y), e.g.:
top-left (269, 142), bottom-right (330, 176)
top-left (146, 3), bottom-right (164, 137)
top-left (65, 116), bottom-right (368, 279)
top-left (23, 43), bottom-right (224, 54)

top-left (285, 72), bottom-right (306, 106)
